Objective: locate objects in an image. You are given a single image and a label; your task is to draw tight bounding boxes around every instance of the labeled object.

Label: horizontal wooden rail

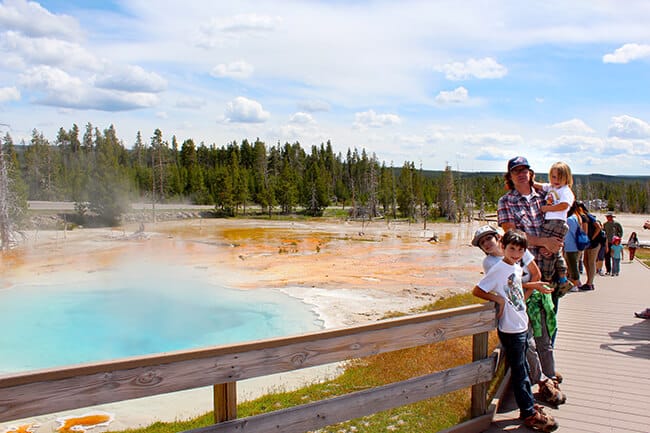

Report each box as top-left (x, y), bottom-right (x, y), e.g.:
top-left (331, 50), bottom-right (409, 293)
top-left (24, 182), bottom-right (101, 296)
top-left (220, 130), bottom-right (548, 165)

top-left (190, 358), bottom-right (496, 433)
top-left (0, 303), bottom-right (496, 424)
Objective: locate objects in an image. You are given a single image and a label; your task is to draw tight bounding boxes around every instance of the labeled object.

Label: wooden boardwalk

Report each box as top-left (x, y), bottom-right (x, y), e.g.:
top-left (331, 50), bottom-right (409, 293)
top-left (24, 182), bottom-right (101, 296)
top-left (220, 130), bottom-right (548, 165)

top-left (485, 258), bottom-right (650, 433)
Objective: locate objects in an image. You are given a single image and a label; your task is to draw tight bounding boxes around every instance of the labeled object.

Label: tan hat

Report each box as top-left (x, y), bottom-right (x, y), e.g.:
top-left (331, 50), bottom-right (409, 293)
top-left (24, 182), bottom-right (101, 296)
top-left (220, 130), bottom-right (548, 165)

top-left (472, 225), bottom-right (499, 247)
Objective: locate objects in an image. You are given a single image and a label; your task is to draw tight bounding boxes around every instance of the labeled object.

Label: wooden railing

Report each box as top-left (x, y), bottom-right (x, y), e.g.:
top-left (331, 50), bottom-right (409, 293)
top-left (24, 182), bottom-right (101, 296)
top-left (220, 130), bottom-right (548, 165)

top-left (0, 303), bottom-right (497, 433)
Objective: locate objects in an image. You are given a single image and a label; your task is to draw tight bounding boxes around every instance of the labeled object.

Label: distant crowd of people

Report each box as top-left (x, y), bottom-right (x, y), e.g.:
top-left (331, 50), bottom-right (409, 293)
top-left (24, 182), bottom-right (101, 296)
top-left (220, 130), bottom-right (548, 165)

top-left (470, 155), bottom-right (648, 432)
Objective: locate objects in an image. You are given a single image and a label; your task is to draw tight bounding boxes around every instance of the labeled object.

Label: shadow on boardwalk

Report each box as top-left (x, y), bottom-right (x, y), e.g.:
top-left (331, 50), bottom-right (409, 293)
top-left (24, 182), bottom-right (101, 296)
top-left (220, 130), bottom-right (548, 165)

top-left (484, 259), bottom-right (650, 433)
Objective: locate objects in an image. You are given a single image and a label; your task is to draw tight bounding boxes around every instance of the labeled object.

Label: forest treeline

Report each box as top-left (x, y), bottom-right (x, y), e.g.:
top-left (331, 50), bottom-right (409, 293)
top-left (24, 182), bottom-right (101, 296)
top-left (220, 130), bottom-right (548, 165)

top-left (1, 122), bottom-right (649, 227)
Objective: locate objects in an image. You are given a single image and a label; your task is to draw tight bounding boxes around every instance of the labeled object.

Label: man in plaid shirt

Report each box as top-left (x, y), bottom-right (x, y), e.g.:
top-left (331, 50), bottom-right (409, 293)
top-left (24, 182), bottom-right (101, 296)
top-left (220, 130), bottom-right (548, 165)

top-left (497, 156), bottom-right (566, 288)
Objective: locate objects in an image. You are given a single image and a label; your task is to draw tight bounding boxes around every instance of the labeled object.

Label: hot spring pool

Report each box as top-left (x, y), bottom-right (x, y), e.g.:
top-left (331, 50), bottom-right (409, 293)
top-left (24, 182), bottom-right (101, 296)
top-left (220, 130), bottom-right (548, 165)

top-left (0, 266), bottom-right (322, 374)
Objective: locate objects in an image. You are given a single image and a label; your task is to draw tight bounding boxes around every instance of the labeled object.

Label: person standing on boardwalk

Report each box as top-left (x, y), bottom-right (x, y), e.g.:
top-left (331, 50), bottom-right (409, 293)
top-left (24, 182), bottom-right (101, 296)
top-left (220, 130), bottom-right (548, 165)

top-left (577, 202), bottom-right (602, 290)
top-left (609, 236), bottom-right (624, 276)
top-left (472, 229), bottom-right (558, 432)
top-left (472, 225), bottom-right (566, 406)
top-left (603, 212), bottom-right (623, 275)
top-left (497, 156), bottom-right (565, 311)
top-left (627, 232), bottom-right (639, 261)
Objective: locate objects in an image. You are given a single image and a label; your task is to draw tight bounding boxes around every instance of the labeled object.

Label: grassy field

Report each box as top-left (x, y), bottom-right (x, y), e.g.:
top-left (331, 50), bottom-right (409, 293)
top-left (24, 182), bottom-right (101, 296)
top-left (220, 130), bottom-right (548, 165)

top-left (109, 293), bottom-right (498, 433)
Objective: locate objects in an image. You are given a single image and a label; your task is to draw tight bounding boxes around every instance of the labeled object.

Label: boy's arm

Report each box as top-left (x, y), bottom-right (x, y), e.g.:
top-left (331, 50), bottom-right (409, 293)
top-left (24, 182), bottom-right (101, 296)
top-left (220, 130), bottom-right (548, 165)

top-left (525, 259), bottom-right (554, 295)
top-left (472, 286), bottom-right (505, 319)
top-left (522, 281), bottom-right (552, 300)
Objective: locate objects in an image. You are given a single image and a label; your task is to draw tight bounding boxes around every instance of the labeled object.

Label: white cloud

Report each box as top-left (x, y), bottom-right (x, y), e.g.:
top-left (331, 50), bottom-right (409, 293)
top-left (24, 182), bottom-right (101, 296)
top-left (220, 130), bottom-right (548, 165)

top-left (603, 43), bottom-right (650, 64)
top-left (224, 96), bottom-right (270, 123)
top-left (95, 65), bottom-right (167, 93)
top-left (550, 135), bottom-right (605, 153)
top-left (434, 86), bottom-right (470, 105)
top-left (1, 31), bottom-right (99, 71)
top-left (608, 115), bottom-right (650, 139)
top-left (195, 14), bottom-right (280, 48)
top-left (475, 146), bottom-right (518, 162)
top-left (216, 14), bottom-right (280, 33)
top-left (19, 65), bottom-right (84, 93)
top-left (353, 110), bottom-right (401, 130)
top-left (156, 111), bottom-right (168, 119)
top-left (211, 60), bottom-right (254, 79)
top-left (297, 99), bottom-right (330, 112)
top-left (0, 0), bottom-right (81, 40)
top-left (437, 57), bottom-right (508, 80)
top-left (19, 65), bottom-right (158, 111)
top-left (289, 112), bottom-right (315, 124)
top-left (550, 118), bottom-right (595, 134)
top-left (175, 96), bottom-right (206, 109)
top-left (465, 133), bottom-right (523, 147)
top-left (606, 136), bottom-right (650, 156)
top-left (0, 86), bottom-right (20, 103)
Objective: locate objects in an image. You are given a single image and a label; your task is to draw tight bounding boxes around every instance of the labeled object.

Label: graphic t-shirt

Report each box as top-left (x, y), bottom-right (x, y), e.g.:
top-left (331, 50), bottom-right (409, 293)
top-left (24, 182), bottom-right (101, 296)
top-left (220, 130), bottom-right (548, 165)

top-left (542, 184), bottom-right (575, 221)
top-left (482, 250), bottom-right (535, 282)
top-left (477, 259), bottom-right (529, 333)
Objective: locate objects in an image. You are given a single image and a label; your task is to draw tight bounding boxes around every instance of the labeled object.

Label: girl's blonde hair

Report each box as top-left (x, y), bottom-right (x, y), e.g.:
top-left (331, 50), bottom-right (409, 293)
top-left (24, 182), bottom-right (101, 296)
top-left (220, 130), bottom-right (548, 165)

top-left (549, 161), bottom-right (573, 187)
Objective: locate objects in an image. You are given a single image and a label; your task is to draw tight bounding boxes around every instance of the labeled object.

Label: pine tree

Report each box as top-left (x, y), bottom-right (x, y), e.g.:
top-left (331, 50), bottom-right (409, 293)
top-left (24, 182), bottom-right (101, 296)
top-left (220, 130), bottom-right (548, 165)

top-left (84, 125), bottom-right (129, 225)
top-left (0, 133), bottom-right (27, 249)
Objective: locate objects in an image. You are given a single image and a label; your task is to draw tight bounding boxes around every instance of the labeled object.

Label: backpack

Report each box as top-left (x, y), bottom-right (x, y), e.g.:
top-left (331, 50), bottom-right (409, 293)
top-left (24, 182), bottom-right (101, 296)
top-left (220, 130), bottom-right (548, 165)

top-left (586, 214), bottom-right (603, 248)
top-left (575, 224), bottom-right (590, 251)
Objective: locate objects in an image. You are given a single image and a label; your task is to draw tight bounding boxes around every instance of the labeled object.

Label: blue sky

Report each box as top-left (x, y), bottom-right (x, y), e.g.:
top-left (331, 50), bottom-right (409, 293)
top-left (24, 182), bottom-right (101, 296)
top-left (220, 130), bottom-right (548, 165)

top-left (1, 0), bottom-right (650, 175)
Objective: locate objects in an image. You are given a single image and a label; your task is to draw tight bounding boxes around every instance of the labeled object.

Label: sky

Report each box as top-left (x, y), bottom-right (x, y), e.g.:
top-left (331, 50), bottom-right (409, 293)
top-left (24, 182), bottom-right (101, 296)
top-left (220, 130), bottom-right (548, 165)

top-left (1, 0), bottom-right (650, 175)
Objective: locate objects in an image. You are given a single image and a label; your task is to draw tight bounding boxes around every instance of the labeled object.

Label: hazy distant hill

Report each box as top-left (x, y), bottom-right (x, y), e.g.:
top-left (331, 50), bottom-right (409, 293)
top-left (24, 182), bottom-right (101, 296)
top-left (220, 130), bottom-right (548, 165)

top-left (419, 170), bottom-right (650, 183)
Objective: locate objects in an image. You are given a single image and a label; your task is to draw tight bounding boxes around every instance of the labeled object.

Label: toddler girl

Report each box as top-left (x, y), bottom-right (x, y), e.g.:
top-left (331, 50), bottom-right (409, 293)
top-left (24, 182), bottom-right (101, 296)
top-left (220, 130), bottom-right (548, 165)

top-left (610, 236), bottom-right (623, 276)
top-left (534, 162), bottom-right (575, 294)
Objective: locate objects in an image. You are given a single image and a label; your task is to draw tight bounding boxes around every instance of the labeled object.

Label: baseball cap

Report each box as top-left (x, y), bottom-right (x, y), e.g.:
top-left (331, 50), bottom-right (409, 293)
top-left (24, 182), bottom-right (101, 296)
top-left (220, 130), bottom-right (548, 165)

top-left (472, 225), bottom-right (499, 247)
top-left (507, 156), bottom-right (530, 172)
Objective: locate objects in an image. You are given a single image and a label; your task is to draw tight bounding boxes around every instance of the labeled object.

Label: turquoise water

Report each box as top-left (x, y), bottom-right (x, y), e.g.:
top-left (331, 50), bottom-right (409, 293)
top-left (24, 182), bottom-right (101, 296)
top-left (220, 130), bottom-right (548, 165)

top-left (0, 270), bottom-right (321, 374)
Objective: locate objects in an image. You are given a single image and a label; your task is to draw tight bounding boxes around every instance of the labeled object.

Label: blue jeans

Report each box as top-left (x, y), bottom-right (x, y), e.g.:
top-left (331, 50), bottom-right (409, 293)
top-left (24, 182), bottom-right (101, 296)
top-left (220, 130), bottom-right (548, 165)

top-left (498, 330), bottom-right (536, 419)
top-left (612, 258), bottom-right (621, 275)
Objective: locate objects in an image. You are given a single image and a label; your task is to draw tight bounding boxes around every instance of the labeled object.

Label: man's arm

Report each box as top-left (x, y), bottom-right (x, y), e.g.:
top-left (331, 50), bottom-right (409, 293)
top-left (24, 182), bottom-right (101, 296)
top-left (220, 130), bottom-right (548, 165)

top-left (500, 222), bottom-right (563, 253)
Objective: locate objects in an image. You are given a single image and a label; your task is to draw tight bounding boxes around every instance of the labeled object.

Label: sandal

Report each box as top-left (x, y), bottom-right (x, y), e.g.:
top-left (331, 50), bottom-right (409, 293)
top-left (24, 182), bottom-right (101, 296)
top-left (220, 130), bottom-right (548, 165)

top-left (538, 379), bottom-right (567, 406)
top-left (524, 404), bottom-right (559, 432)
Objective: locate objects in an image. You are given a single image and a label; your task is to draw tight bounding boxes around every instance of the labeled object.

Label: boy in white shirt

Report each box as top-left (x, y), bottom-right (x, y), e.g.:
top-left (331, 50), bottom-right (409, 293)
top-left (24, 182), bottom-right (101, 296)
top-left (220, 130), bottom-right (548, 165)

top-left (472, 225), bottom-right (566, 407)
top-left (472, 229), bottom-right (558, 431)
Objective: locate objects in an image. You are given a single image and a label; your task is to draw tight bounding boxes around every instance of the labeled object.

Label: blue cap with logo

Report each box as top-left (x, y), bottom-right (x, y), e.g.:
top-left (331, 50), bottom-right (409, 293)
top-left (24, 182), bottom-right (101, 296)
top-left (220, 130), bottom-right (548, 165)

top-left (507, 156), bottom-right (530, 172)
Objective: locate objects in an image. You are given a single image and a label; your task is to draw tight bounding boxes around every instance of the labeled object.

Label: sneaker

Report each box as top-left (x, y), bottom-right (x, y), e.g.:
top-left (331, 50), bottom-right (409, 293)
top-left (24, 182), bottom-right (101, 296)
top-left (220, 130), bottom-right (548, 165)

top-left (578, 283), bottom-right (593, 291)
top-left (598, 270), bottom-right (605, 276)
top-left (635, 308), bottom-right (650, 319)
top-left (537, 379), bottom-right (567, 406)
top-left (524, 404), bottom-right (559, 432)
top-left (556, 280), bottom-right (574, 297)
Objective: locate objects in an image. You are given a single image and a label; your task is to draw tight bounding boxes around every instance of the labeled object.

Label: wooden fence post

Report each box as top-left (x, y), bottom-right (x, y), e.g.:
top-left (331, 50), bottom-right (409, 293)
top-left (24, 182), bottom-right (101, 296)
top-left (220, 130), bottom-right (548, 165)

top-left (213, 382), bottom-right (237, 423)
top-left (470, 331), bottom-right (489, 417)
